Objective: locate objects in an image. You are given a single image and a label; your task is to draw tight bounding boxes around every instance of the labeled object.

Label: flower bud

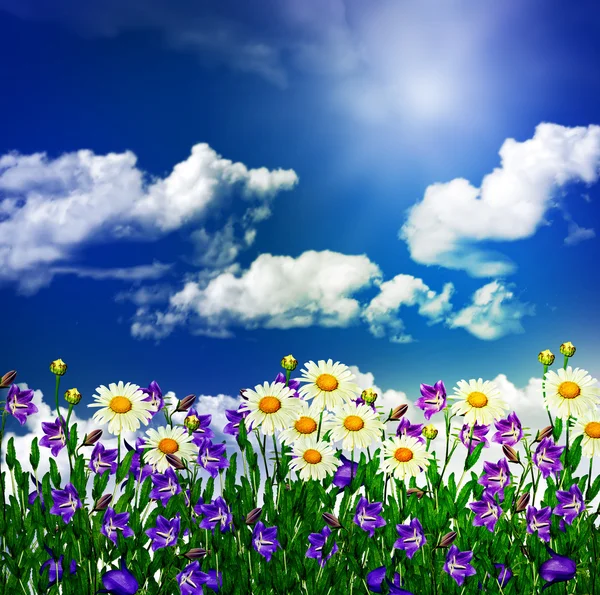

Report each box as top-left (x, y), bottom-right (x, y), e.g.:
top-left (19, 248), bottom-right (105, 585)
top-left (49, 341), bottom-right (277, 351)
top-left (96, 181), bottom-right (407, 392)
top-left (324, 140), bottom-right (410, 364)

top-left (285, 483), bottom-right (291, 491)
top-left (515, 492), bottom-right (530, 512)
top-left (502, 444), bottom-right (520, 464)
top-left (538, 350), bottom-right (555, 366)
top-left (361, 388), bottom-right (378, 405)
top-left (184, 548), bottom-right (210, 561)
top-left (0, 370), bottom-right (17, 389)
top-left (406, 488), bottom-right (425, 499)
top-left (560, 342), bottom-right (576, 358)
top-left (64, 388), bottom-right (82, 405)
top-left (83, 429), bottom-right (103, 446)
top-left (520, 545), bottom-right (530, 559)
top-left (50, 359), bottom-right (68, 376)
top-left (281, 355), bottom-right (298, 371)
top-left (166, 454), bottom-right (186, 470)
top-left (390, 404), bottom-right (409, 420)
top-left (240, 389), bottom-right (249, 400)
top-left (175, 394), bottom-right (196, 413)
top-left (422, 424), bottom-right (438, 440)
top-left (245, 507), bottom-right (262, 525)
top-left (184, 414), bottom-right (200, 432)
top-left (93, 494), bottom-right (112, 512)
top-left (535, 426), bottom-right (554, 443)
top-left (438, 531), bottom-right (457, 548)
top-left (322, 513), bottom-right (342, 529)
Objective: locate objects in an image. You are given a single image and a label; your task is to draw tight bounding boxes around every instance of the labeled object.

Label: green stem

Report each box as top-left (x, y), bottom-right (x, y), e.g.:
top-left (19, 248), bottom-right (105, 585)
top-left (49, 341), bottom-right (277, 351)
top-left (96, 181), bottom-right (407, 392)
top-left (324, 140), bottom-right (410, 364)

top-left (316, 410), bottom-right (324, 442)
top-left (542, 364), bottom-right (555, 432)
top-left (256, 431), bottom-right (270, 482)
top-left (588, 456), bottom-right (594, 496)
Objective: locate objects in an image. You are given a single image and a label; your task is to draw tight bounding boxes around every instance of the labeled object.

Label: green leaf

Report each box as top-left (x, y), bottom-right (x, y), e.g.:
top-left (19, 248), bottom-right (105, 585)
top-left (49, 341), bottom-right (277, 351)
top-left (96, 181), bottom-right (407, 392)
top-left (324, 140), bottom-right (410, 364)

top-left (139, 476), bottom-right (153, 510)
top-left (237, 418), bottom-right (248, 450)
top-left (92, 469), bottom-right (111, 500)
top-left (426, 452), bottom-right (440, 486)
top-left (448, 472), bottom-right (457, 500)
top-left (203, 476), bottom-right (215, 503)
top-left (67, 422), bottom-right (79, 455)
top-left (456, 479), bottom-right (473, 512)
top-left (587, 475), bottom-right (600, 501)
top-left (464, 442), bottom-right (485, 471)
top-left (49, 457), bottom-right (61, 487)
top-left (553, 417), bottom-right (563, 442)
top-left (566, 435), bottom-right (583, 471)
top-left (6, 437), bottom-right (16, 470)
top-left (116, 449), bottom-right (135, 484)
top-left (29, 437), bottom-right (40, 471)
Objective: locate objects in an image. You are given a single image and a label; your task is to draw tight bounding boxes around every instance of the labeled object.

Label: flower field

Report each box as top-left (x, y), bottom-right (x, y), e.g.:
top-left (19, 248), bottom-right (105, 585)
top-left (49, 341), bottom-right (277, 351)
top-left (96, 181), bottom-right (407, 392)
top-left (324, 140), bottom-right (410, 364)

top-left (1, 344), bottom-right (599, 594)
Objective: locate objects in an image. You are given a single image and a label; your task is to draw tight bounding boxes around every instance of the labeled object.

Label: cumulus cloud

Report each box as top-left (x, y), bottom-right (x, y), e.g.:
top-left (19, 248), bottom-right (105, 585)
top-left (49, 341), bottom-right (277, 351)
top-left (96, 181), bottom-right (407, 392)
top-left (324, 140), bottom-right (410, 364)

top-left (562, 210), bottom-right (596, 246)
top-left (0, 144), bottom-right (298, 294)
top-left (400, 123), bottom-right (600, 277)
top-left (446, 280), bottom-right (535, 340)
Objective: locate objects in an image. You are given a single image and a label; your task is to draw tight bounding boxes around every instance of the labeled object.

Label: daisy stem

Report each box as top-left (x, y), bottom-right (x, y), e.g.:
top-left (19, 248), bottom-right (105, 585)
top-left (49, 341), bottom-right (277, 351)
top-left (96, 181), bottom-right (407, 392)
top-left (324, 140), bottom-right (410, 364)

top-left (272, 435), bottom-right (280, 479)
top-left (350, 449), bottom-right (355, 484)
top-left (542, 364), bottom-right (555, 433)
top-left (588, 456), bottom-right (593, 495)
top-left (316, 410), bottom-right (324, 442)
top-left (564, 355), bottom-right (569, 370)
top-left (219, 468), bottom-right (224, 496)
top-left (256, 431), bottom-right (270, 482)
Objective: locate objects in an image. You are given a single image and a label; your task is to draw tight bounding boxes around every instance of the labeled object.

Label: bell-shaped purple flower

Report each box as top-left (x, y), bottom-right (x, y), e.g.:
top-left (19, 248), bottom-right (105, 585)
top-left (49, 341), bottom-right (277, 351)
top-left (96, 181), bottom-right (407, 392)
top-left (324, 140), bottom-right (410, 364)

top-left (140, 381), bottom-right (164, 417)
top-left (459, 423), bottom-right (490, 454)
top-left (50, 483), bottom-right (82, 524)
top-left (444, 545), bottom-right (477, 586)
top-left (101, 507), bottom-right (134, 545)
top-left (149, 467), bottom-right (182, 506)
top-left (366, 566), bottom-right (414, 594)
top-left (124, 437), bottom-right (153, 485)
top-left (526, 506), bottom-right (552, 542)
top-left (28, 475), bottom-right (46, 512)
top-left (98, 558), bottom-right (139, 595)
top-left (416, 381), bottom-right (447, 420)
top-left (189, 412), bottom-right (215, 443)
top-left (90, 442), bottom-right (119, 476)
top-left (40, 547), bottom-right (77, 586)
top-left (274, 372), bottom-right (301, 398)
top-left (396, 418), bottom-right (425, 443)
top-left (393, 518), bottom-right (426, 559)
top-left (306, 525), bottom-right (338, 568)
top-left (553, 484), bottom-right (585, 525)
top-left (176, 561), bottom-right (222, 595)
top-left (197, 497), bottom-right (234, 534)
top-left (332, 454), bottom-right (359, 489)
top-left (223, 405), bottom-right (252, 437)
top-left (492, 412), bottom-right (523, 446)
top-left (478, 458), bottom-right (510, 501)
top-left (196, 439), bottom-right (229, 478)
top-left (5, 384), bottom-right (38, 425)
top-left (469, 492), bottom-right (502, 532)
top-left (533, 437), bottom-right (564, 480)
top-left (252, 521), bottom-right (281, 562)
top-left (145, 514), bottom-right (181, 551)
top-left (39, 417), bottom-right (68, 457)
top-left (494, 564), bottom-right (513, 587)
top-left (354, 496), bottom-right (387, 538)
top-left (539, 546), bottom-right (576, 591)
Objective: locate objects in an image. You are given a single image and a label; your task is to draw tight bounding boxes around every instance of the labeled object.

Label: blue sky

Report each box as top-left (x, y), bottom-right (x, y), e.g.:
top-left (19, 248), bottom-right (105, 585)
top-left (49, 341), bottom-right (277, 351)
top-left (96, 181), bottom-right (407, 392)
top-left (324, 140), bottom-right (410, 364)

top-left (1, 0), bottom-right (600, 435)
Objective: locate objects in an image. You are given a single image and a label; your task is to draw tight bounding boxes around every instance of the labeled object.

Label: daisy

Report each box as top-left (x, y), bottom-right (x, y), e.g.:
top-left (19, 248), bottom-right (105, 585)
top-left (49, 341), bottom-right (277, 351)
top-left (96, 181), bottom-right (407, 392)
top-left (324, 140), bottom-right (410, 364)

top-left (278, 400), bottom-right (330, 446)
top-left (243, 381), bottom-right (303, 436)
top-left (297, 359), bottom-right (360, 411)
top-left (543, 367), bottom-right (600, 420)
top-left (450, 379), bottom-right (508, 426)
top-left (571, 409), bottom-right (600, 458)
top-left (88, 382), bottom-right (154, 435)
top-left (289, 436), bottom-right (341, 482)
top-left (143, 426), bottom-right (197, 473)
top-left (380, 435), bottom-right (433, 480)
top-left (323, 402), bottom-right (385, 450)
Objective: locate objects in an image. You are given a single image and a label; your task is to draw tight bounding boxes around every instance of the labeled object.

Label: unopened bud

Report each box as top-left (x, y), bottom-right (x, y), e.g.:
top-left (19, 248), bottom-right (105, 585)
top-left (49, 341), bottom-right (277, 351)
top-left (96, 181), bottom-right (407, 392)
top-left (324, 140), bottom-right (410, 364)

top-left (538, 350), bottom-right (555, 366)
top-left (93, 494), bottom-right (112, 512)
top-left (166, 454), bottom-right (186, 470)
top-left (245, 507), bottom-right (262, 525)
top-left (520, 545), bottom-right (530, 559)
top-left (322, 513), bottom-right (342, 529)
top-left (406, 488), bottom-right (425, 499)
top-left (184, 548), bottom-right (210, 560)
top-left (285, 483), bottom-right (291, 491)
top-left (64, 388), bottom-right (82, 405)
top-left (184, 414), bottom-right (201, 432)
top-left (49, 359), bottom-right (67, 376)
top-left (390, 404), bottom-right (409, 420)
top-left (535, 426), bottom-right (554, 443)
top-left (0, 370), bottom-right (17, 388)
top-left (361, 388), bottom-right (378, 405)
top-left (515, 492), bottom-right (530, 512)
top-left (240, 389), bottom-right (249, 400)
top-left (176, 394), bottom-right (196, 413)
top-left (560, 342), bottom-right (576, 358)
top-left (281, 355), bottom-right (298, 371)
top-left (422, 424), bottom-right (438, 440)
top-left (438, 531), bottom-right (457, 548)
top-left (502, 444), bottom-right (520, 464)
top-left (83, 430), bottom-right (103, 446)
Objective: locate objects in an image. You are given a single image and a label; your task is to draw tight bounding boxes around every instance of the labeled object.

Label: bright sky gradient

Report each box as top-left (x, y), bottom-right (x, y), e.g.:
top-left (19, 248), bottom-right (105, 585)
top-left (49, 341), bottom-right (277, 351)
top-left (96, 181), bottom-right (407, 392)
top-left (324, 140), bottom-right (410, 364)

top-left (1, 0), bottom-right (600, 477)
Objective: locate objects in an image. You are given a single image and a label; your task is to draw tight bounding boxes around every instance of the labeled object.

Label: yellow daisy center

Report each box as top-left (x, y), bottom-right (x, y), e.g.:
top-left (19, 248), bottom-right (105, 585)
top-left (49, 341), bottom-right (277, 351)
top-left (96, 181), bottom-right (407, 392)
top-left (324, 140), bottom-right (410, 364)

top-left (584, 422), bottom-right (600, 439)
top-left (109, 396), bottom-right (132, 414)
top-left (158, 438), bottom-right (179, 454)
top-left (316, 373), bottom-right (339, 392)
top-left (259, 396), bottom-right (281, 414)
top-left (303, 449), bottom-right (322, 464)
top-left (295, 416), bottom-right (317, 434)
top-left (558, 381), bottom-right (581, 400)
top-left (467, 391), bottom-right (488, 408)
top-left (394, 447), bottom-right (413, 462)
top-left (344, 415), bottom-right (364, 431)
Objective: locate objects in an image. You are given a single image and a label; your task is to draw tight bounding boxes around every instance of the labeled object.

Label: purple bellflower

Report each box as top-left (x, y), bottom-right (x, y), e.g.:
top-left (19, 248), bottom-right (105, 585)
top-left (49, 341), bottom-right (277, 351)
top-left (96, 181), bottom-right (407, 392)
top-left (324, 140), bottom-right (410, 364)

top-left (98, 558), bottom-right (139, 595)
top-left (50, 483), bottom-right (82, 524)
top-left (354, 496), bottom-right (387, 538)
top-left (196, 439), bottom-right (229, 478)
top-left (332, 454), bottom-right (359, 490)
top-left (177, 562), bottom-right (222, 595)
top-left (539, 546), bottom-right (576, 591)
top-left (526, 506), bottom-right (552, 542)
top-left (101, 507), bottom-right (134, 546)
top-left (149, 467), bottom-right (182, 506)
top-left (124, 437), bottom-right (153, 486)
top-left (39, 417), bottom-right (68, 457)
top-left (40, 547), bottom-right (77, 587)
top-left (469, 492), bottom-right (503, 532)
top-left (223, 405), bottom-right (252, 437)
top-left (533, 437), bottom-right (564, 480)
top-left (140, 381), bottom-right (164, 417)
top-left (553, 484), bottom-right (585, 525)
top-left (252, 521), bottom-right (281, 562)
top-left (393, 518), bottom-right (426, 559)
top-left (459, 423), bottom-right (490, 454)
top-left (274, 372), bottom-right (301, 397)
top-left (197, 497), bottom-right (234, 534)
top-left (90, 442), bottom-right (119, 476)
top-left (492, 412), bottom-right (523, 446)
top-left (366, 566), bottom-right (414, 594)
top-left (444, 545), bottom-right (477, 586)
top-left (478, 458), bottom-right (510, 501)
top-left (416, 381), bottom-right (447, 420)
top-left (5, 384), bottom-right (38, 425)
top-left (306, 525), bottom-right (339, 568)
top-left (145, 514), bottom-right (181, 551)
top-left (396, 418), bottom-right (425, 443)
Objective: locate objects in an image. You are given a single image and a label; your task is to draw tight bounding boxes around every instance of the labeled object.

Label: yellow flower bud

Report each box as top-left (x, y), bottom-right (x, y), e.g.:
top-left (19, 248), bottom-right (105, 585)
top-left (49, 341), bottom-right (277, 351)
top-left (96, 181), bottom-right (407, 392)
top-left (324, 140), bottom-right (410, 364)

top-left (64, 388), bottom-right (82, 405)
top-left (422, 424), bottom-right (438, 440)
top-left (559, 342), bottom-right (576, 358)
top-left (361, 388), bottom-right (378, 405)
top-left (184, 414), bottom-right (201, 432)
top-left (538, 350), bottom-right (555, 366)
top-left (50, 359), bottom-right (68, 376)
top-left (281, 355), bottom-right (298, 371)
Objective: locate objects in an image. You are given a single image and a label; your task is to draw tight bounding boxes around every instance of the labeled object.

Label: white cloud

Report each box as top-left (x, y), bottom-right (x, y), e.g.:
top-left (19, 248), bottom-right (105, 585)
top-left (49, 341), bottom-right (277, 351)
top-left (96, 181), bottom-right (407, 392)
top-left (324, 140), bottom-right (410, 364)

top-left (0, 144), bottom-right (298, 294)
top-left (362, 274), bottom-right (454, 343)
top-left (400, 123), bottom-right (600, 277)
top-left (447, 280), bottom-right (535, 340)
top-left (50, 261), bottom-right (173, 281)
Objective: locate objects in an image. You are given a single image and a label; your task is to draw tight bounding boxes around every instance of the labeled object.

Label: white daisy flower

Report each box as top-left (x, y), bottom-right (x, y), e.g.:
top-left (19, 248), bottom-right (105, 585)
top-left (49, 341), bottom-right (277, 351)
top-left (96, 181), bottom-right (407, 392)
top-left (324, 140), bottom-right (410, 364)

top-left (450, 379), bottom-right (508, 426)
top-left (380, 435), bottom-right (433, 480)
top-left (143, 426), bottom-right (197, 473)
top-left (297, 359), bottom-right (360, 411)
top-left (570, 410), bottom-right (600, 458)
top-left (323, 402), bottom-right (385, 450)
top-left (243, 381), bottom-right (303, 436)
top-left (543, 367), bottom-right (600, 420)
top-left (278, 400), bottom-right (330, 445)
top-left (289, 436), bottom-right (341, 482)
top-left (88, 381), bottom-right (154, 435)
